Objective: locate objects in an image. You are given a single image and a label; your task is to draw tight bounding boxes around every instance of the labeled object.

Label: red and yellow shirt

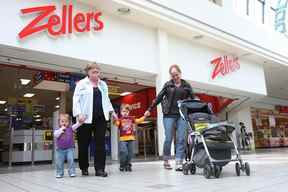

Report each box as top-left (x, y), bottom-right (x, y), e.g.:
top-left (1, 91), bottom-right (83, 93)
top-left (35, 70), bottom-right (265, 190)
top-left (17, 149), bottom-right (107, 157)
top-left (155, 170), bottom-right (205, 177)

top-left (115, 116), bottom-right (145, 141)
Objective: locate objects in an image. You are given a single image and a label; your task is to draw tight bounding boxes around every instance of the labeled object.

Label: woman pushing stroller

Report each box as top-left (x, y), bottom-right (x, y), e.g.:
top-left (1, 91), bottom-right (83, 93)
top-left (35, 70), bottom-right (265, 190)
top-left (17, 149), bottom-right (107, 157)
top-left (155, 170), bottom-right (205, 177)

top-left (145, 64), bottom-right (194, 171)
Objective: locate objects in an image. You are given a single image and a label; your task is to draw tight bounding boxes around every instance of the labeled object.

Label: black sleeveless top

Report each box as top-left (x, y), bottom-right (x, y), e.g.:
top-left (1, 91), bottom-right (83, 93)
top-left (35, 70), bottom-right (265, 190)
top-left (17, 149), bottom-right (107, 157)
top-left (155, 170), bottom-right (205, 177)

top-left (93, 87), bottom-right (104, 120)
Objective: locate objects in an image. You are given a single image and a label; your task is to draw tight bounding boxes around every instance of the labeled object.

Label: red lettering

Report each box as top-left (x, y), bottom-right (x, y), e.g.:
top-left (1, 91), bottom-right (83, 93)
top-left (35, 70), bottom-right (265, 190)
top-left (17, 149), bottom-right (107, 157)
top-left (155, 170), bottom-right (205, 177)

top-left (18, 4), bottom-right (104, 39)
top-left (94, 12), bottom-right (104, 31)
top-left (18, 5), bottom-right (56, 39)
top-left (68, 4), bottom-right (73, 34)
top-left (211, 56), bottom-right (240, 79)
top-left (211, 57), bottom-right (222, 80)
top-left (86, 12), bottom-right (94, 31)
top-left (74, 13), bottom-right (86, 32)
top-left (47, 15), bottom-right (61, 36)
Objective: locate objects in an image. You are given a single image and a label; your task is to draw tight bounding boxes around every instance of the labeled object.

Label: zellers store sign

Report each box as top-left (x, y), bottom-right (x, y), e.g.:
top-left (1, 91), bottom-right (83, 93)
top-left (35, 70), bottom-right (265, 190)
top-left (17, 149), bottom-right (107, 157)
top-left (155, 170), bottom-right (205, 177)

top-left (18, 4), bottom-right (104, 39)
top-left (211, 56), bottom-right (240, 80)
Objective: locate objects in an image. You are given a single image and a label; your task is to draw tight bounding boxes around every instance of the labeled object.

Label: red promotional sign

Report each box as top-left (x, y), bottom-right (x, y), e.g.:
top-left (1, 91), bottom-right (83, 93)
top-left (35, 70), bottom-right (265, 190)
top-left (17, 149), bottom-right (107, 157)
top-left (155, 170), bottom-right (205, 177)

top-left (211, 56), bottom-right (240, 79)
top-left (196, 93), bottom-right (234, 114)
top-left (276, 106), bottom-right (288, 113)
top-left (18, 4), bottom-right (104, 39)
top-left (113, 88), bottom-right (157, 118)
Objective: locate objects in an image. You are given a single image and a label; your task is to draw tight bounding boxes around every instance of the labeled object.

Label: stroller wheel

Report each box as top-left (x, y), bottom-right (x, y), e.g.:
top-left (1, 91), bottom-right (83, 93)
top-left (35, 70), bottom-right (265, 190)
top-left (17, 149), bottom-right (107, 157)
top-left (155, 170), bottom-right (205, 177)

top-left (235, 163), bottom-right (241, 176)
top-left (203, 165), bottom-right (212, 179)
top-left (190, 164), bottom-right (196, 175)
top-left (244, 162), bottom-right (250, 176)
top-left (182, 163), bottom-right (189, 175)
top-left (214, 165), bottom-right (221, 178)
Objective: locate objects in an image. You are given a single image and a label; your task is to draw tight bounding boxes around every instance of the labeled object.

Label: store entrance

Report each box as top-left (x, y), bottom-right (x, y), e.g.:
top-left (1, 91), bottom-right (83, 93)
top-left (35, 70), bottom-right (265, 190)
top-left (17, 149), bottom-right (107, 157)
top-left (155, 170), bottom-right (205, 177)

top-left (0, 64), bottom-right (64, 166)
top-left (0, 64), bottom-right (158, 167)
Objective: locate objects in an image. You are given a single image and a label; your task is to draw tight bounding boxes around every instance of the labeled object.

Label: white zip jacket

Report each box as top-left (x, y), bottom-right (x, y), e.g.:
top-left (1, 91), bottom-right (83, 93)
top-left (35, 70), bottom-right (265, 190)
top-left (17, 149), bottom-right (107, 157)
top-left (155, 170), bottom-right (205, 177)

top-left (73, 77), bottom-right (114, 123)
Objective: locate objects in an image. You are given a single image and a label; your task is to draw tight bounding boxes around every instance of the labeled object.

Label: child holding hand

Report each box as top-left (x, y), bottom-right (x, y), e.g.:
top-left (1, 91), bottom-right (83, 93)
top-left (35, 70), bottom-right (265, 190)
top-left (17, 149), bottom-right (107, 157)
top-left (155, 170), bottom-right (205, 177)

top-left (115, 104), bottom-right (149, 172)
top-left (54, 113), bottom-right (83, 178)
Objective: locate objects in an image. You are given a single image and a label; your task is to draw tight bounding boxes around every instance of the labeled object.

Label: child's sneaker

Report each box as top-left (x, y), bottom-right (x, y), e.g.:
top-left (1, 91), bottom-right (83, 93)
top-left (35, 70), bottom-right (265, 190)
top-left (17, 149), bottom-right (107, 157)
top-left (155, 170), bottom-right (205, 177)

top-left (56, 174), bottom-right (63, 179)
top-left (119, 166), bottom-right (125, 172)
top-left (175, 160), bottom-right (183, 172)
top-left (69, 173), bottom-right (76, 177)
top-left (126, 164), bottom-right (132, 172)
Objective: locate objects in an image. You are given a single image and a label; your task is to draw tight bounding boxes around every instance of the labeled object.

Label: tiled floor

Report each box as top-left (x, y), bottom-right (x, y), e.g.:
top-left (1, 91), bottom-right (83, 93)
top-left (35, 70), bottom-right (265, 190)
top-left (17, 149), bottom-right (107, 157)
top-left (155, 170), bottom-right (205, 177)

top-left (1, 149), bottom-right (288, 192)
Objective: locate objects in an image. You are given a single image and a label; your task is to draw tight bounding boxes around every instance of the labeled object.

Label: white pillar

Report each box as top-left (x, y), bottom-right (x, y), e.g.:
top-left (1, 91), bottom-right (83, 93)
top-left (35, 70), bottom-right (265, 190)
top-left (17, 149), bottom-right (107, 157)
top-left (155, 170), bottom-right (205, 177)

top-left (156, 29), bottom-right (175, 157)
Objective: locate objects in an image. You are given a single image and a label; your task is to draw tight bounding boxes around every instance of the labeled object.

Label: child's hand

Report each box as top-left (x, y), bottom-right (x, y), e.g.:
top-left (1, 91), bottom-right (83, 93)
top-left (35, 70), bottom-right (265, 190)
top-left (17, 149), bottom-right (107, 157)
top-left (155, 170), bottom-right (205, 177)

top-left (61, 126), bottom-right (66, 132)
top-left (144, 111), bottom-right (150, 118)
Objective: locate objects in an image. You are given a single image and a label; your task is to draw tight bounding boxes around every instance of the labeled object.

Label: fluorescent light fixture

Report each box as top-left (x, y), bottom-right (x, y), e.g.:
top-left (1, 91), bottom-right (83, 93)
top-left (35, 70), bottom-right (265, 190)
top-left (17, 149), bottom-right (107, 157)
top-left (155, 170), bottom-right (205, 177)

top-left (0, 100), bottom-right (7, 105)
top-left (55, 105), bottom-right (60, 109)
top-left (120, 92), bottom-right (132, 96)
top-left (56, 97), bottom-right (60, 101)
top-left (34, 115), bottom-right (41, 118)
top-left (24, 93), bottom-right (35, 98)
top-left (193, 35), bottom-right (204, 40)
top-left (117, 7), bottom-right (131, 15)
top-left (20, 79), bottom-right (31, 85)
top-left (35, 119), bottom-right (42, 122)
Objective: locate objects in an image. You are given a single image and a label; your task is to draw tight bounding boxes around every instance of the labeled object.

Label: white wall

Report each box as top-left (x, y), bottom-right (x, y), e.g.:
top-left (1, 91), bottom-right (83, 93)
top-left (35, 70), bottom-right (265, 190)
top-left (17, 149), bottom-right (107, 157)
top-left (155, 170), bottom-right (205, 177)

top-left (0, 0), bottom-right (158, 74)
top-left (168, 34), bottom-right (267, 96)
top-left (136, 0), bottom-right (288, 65)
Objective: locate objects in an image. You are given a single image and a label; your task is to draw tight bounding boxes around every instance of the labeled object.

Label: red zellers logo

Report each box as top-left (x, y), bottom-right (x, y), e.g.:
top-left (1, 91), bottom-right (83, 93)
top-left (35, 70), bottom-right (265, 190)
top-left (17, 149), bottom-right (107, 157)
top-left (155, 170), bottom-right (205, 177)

top-left (18, 4), bottom-right (104, 39)
top-left (211, 56), bottom-right (240, 79)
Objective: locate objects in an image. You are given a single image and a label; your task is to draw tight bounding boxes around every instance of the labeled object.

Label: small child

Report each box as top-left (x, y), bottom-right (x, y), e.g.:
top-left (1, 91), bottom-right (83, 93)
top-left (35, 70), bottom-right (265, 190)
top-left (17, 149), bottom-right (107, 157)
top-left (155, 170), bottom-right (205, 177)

top-left (115, 104), bottom-right (148, 172)
top-left (53, 113), bottom-right (82, 178)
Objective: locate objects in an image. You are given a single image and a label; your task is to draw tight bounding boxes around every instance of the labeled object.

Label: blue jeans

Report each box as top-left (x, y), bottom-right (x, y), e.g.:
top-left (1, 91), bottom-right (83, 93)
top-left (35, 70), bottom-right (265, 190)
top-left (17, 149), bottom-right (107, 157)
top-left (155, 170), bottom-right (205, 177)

top-left (163, 116), bottom-right (186, 161)
top-left (119, 141), bottom-right (134, 167)
top-left (55, 148), bottom-right (75, 176)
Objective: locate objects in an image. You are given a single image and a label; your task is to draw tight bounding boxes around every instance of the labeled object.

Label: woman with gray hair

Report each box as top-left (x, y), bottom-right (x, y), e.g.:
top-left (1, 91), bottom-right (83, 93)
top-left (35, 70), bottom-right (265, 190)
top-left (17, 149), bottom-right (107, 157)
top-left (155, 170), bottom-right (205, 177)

top-left (73, 62), bottom-right (117, 177)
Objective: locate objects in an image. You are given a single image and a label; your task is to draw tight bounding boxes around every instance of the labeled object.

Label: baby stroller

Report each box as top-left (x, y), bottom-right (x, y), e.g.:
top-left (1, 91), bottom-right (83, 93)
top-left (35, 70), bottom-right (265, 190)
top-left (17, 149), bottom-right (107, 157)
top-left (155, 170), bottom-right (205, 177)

top-left (178, 99), bottom-right (250, 179)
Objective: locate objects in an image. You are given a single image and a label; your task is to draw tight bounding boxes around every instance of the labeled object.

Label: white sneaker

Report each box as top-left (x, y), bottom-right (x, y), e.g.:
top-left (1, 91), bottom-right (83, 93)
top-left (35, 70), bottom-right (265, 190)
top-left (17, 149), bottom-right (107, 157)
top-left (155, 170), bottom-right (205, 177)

top-left (175, 160), bottom-right (183, 171)
top-left (70, 173), bottom-right (76, 177)
top-left (56, 175), bottom-right (63, 178)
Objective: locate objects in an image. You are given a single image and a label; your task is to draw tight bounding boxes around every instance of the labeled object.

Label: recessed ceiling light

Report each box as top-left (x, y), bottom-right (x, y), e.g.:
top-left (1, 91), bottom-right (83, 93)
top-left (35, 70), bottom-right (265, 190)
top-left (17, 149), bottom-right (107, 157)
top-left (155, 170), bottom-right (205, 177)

top-left (193, 35), bottom-right (204, 40)
top-left (4, 108), bottom-right (8, 112)
top-left (24, 93), bottom-right (35, 98)
top-left (20, 79), bottom-right (31, 85)
top-left (34, 114), bottom-right (41, 118)
top-left (55, 105), bottom-right (60, 109)
top-left (117, 7), bottom-right (131, 15)
top-left (0, 100), bottom-right (7, 105)
top-left (35, 119), bottom-right (42, 122)
top-left (120, 92), bottom-right (132, 96)
top-left (56, 97), bottom-right (60, 101)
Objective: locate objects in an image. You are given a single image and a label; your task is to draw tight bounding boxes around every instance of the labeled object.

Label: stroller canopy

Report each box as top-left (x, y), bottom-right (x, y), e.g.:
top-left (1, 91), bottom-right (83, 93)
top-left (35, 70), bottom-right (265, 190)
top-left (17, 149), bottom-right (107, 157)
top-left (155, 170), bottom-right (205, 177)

top-left (179, 99), bottom-right (213, 121)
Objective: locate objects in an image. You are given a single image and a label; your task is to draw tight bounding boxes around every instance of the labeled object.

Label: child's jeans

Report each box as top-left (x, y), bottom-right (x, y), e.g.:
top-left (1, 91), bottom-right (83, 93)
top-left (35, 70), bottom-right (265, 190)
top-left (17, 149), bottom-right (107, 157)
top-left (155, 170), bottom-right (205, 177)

top-left (119, 141), bottom-right (134, 167)
top-left (55, 148), bottom-right (75, 176)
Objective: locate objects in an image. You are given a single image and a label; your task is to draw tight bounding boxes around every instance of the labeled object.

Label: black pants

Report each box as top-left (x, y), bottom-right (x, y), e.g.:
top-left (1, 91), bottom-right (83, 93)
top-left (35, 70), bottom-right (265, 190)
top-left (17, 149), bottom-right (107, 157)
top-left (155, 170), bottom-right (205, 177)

top-left (77, 116), bottom-right (107, 171)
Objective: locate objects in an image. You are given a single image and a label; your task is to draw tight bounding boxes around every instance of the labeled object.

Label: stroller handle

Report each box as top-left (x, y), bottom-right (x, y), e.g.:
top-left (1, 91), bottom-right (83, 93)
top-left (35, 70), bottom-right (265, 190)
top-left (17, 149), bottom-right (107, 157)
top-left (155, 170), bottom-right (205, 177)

top-left (177, 99), bottom-right (201, 107)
